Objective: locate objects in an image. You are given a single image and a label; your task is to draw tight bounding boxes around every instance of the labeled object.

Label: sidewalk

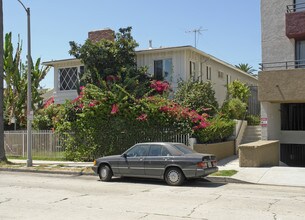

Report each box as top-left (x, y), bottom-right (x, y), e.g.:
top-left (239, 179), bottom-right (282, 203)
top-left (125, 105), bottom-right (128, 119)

top-left (2, 157), bottom-right (305, 188)
top-left (215, 155), bottom-right (305, 188)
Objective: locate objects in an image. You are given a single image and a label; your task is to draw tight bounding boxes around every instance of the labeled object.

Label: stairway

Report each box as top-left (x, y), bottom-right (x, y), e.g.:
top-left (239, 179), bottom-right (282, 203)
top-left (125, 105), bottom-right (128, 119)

top-left (241, 126), bottom-right (262, 144)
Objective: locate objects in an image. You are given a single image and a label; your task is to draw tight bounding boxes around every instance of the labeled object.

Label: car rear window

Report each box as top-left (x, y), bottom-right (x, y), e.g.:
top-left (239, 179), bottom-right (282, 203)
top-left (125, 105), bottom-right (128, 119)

top-left (172, 144), bottom-right (195, 155)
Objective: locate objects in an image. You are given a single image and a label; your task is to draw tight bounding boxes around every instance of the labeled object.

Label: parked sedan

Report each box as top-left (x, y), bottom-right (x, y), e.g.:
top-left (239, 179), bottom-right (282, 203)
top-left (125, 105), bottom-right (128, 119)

top-left (92, 142), bottom-right (218, 186)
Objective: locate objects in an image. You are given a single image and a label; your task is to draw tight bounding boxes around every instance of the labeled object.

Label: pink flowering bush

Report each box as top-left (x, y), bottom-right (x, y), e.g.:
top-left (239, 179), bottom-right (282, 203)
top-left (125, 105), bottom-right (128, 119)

top-left (55, 82), bottom-right (234, 161)
top-left (150, 80), bottom-right (170, 95)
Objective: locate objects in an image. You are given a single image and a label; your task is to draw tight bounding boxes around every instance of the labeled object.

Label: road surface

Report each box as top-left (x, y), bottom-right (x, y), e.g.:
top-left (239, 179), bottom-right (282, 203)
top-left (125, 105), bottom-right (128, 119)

top-left (0, 172), bottom-right (305, 220)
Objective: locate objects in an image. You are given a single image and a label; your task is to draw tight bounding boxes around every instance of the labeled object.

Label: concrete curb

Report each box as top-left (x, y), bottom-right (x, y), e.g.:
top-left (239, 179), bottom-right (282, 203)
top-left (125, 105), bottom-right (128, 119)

top-left (1, 167), bottom-right (248, 184)
top-left (0, 167), bottom-right (95, 176)
top-left (205, 176), bottom-right (253, 184)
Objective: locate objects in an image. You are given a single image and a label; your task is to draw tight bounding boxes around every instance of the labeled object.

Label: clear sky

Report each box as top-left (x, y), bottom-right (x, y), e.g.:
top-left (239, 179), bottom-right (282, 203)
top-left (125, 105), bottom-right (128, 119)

top-left (4, 0), bottom-right (261, 89)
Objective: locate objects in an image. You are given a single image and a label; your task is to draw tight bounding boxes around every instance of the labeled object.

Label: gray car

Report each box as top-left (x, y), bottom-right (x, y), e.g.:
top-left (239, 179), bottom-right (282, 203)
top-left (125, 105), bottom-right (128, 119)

top-left (92, 142), bottom-right (218, 186)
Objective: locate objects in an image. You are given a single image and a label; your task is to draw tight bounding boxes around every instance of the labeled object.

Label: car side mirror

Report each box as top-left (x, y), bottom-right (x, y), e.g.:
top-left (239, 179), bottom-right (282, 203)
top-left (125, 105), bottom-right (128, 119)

top-left (122, 153), bottom-right (127, 158)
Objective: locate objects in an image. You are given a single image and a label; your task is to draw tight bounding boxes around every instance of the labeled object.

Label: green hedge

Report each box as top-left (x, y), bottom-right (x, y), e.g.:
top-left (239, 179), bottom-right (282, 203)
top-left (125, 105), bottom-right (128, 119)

top-left (195, 116), bottom-right (235, 144)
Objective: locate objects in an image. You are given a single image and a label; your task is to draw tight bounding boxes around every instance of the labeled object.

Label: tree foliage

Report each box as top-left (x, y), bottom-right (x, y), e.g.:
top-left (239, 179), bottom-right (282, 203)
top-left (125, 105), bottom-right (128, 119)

top-left (3, 32), bottom-right (50, 128)
top-left (235, 63), bottom-right (256, 75)
top-left (174, 80), bottom-right (218, 115)
top-left (221, 80), bottom-right (250, 120)
top-left (55, 84), bottom-right (210, 161)
top-left (69, 27), bottom-right (151, 98)
top-left (227, 80), bottom-right (250, 103)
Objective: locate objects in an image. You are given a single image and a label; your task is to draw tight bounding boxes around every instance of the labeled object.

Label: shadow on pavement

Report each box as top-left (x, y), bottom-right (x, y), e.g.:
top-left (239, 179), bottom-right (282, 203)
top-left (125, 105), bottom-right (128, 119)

top-left (97, 177), bottom-right (226, 188)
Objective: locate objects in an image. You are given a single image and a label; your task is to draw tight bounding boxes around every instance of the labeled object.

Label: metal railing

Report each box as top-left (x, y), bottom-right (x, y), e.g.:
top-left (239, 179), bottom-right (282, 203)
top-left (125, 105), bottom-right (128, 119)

top-left (259, 60), bottom-right (305, 71)
top-left (4, 130), bottom-right (65, 159)
top-left (287, 2), bottom-right (305, 13)
top-left (4, 130), bottom-right (190, 160)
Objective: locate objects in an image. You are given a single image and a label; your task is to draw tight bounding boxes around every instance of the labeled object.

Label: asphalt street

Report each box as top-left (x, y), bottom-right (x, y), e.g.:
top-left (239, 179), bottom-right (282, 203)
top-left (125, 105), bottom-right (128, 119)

top-left (1, 172), bottom-right (305, 220)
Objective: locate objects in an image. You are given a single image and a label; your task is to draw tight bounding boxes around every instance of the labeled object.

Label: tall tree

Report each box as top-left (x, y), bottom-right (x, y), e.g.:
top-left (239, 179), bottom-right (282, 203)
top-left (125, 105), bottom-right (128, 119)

top-left (0, 0), bottom-right (7, 162)
top-left (3, 32), bottom-right (50, 127)
top-left (69, 27), bottom-right (151, 98)
top-left (235, 63), bottom-right (256, 75)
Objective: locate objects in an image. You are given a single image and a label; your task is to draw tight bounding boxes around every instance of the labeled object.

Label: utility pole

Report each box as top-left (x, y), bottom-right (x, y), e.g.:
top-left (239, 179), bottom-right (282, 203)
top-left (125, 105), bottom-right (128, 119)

top-left (186, 27), bottom-right (207, 48)
top-left (0, 0), bottom-right (6, 162)
top-left (18, 0), bottom-right (32, 167)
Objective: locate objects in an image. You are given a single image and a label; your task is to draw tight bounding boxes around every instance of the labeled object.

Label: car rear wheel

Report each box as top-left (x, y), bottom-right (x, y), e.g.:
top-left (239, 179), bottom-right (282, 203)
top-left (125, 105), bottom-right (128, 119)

top-left (99, 165), bottom-right (113, 182)
top-left (165, 167), bottom-right (185, 186)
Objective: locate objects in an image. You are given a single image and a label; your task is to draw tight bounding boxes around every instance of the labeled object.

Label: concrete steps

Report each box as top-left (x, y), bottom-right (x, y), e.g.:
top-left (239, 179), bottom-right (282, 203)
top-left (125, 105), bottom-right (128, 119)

top-left (241, 126), bottom-right (261, 144)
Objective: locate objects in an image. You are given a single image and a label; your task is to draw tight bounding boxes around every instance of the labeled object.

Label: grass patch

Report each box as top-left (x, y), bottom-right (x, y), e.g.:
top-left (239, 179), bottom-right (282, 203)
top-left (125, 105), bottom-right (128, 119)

top-left (210, 170), bottom-right (238, 177)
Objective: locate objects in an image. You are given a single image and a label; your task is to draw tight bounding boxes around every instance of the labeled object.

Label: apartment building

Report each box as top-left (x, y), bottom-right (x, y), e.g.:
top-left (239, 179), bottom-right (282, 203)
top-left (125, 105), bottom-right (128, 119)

top-left (259, 0), bottom-right (305, 166)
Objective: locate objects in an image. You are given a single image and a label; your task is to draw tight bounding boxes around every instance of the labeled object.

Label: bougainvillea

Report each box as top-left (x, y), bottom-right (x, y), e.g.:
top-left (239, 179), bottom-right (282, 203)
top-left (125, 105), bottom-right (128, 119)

top-left (53, 81), bottom-right (234, 161)
top-left (43, 96), bottom-right (54, 109)
top-left (150, 80), bottom-right (170, 95)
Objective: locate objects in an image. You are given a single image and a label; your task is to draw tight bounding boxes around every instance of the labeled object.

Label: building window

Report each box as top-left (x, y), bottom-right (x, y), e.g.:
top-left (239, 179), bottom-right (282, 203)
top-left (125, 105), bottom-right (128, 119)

top-left (296, 40), bottom-right (305, 68)
top-left (206, 66), bottom-right (211, 80)
top-left (218, 71), bottom-right (224, 79)
top-left (281, 103), bottom-right (305, 130)
top-left (199, 63), bottom-right (204, 82)
top-left (154, 59), bottom-right (172, 82)
top-left (190, 61), bottom-right (196, 81)
top-left (58, 67), bottom-right (78, 91)
top-left (295, 0), bottom-right (305, 12)
top-left (226, 74), bottom-right (231, 85)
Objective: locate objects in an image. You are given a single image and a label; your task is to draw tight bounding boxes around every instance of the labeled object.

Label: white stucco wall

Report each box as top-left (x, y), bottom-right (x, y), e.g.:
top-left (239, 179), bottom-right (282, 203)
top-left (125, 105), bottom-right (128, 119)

top-left (47, 47), bottom-right (258, 106)
top-left (261, 0), bottom-right (295, 64)
top-left (137, 47), bottom-right (258, 105)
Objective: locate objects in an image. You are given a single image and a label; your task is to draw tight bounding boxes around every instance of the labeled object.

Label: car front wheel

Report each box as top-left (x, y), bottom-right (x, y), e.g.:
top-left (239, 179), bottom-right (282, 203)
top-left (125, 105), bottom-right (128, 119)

top-left (99, 165), bottom-right (113, 182)
top-left (165, 167), bottom-right (185, 186)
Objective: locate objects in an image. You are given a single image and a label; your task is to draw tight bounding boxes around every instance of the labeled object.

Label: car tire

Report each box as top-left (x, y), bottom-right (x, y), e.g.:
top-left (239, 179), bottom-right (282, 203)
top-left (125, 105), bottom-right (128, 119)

top-left (99, 165), bottom-right (113, 182)
top-left (165, 167), bottom-right (185, 186)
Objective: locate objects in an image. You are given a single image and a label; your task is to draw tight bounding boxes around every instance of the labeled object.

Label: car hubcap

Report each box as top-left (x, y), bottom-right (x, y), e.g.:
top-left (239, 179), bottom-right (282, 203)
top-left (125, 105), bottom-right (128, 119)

top-left (101, 168), bottom-right (107, 178)
top-left (168, 170), bottom-right (179, 183)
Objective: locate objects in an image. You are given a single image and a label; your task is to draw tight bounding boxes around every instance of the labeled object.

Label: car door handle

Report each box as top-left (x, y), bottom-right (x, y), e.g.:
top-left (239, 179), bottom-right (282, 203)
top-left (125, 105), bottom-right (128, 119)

top-left (139, 158), bottom-right (143, 161)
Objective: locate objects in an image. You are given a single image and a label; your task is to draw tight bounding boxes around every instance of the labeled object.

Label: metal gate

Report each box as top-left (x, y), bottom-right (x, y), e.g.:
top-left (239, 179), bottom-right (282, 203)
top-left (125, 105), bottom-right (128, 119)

top-left (248, 86), bottom-right (260, 115)
top-left (281, 144), bottom-right (305, 167)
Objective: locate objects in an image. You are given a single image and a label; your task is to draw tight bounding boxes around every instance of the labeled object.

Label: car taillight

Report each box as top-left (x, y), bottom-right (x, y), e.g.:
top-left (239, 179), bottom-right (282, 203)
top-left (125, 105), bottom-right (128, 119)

top-left (93, 160), bottom-right (97, 166)
top-left (212, 160), bottom-right (217, 166)
top-left (197, 161), bottom-right (207, 168)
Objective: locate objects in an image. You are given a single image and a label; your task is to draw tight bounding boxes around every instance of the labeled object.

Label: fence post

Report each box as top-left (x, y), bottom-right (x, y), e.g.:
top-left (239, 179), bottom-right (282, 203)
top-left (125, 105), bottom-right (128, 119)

top-left (22, 131), bottom-right (25, 157)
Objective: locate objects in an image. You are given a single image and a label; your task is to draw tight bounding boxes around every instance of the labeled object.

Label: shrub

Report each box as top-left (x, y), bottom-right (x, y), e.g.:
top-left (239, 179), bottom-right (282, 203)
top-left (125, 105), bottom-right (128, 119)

top-left (33, 104), bottom-right (61, 130)
top-left (221, 98), bottom-right (247, 120)
top-left (227, 80), bottom-right (250, 103)
top-left (55, 84), bottom-right (210, 161)
top-left (246, 114), bottom-right (260, 126)
top-left (174, 80), bottom-right (218, 115)
top-left (194, 115), bottom-right (235, 144)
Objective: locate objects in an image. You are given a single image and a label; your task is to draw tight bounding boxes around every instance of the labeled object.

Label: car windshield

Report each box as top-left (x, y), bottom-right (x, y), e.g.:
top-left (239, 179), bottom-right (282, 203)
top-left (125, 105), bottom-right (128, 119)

top-left (172, 144), bottom-right (195, 155)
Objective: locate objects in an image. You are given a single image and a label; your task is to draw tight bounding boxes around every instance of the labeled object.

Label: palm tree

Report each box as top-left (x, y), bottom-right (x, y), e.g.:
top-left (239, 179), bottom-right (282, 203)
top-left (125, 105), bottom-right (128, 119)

top-left (235, 63), bottom-right (256, 75)
top-left (0, 0), bottom-right (7, 162)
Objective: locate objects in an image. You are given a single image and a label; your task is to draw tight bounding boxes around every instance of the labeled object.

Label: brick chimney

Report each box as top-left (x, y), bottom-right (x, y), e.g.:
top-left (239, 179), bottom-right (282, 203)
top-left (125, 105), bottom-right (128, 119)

top-left (88, 28), bottom-right (115, 42)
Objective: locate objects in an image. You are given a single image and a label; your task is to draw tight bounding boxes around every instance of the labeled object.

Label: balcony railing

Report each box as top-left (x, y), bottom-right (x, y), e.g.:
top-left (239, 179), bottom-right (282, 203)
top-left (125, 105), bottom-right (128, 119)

top-left (259, 60), bottom-right (305, 71)
top-left (287, 2), bottom-right (305, 13)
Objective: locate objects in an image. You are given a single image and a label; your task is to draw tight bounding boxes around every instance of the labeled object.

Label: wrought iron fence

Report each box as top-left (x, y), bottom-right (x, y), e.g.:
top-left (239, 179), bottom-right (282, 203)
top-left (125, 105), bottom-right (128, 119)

top-left (248, 86), bottom-right (260, 116)
top-left (4, 130), bottom-right (190, 160)
top-left (4, 130), bottom-right (65, 159)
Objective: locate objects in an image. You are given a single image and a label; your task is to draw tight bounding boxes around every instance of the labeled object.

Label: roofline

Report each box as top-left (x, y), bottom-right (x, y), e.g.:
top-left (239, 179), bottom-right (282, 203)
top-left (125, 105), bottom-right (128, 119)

top-left (42, 58), bottom-right (81, 66)
top-left (137, 45), bottom-right (257, 81)
top-left (136, 45), bottom-right (193, 53)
